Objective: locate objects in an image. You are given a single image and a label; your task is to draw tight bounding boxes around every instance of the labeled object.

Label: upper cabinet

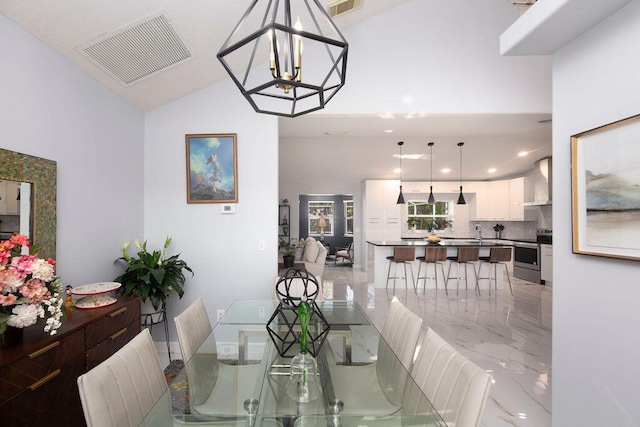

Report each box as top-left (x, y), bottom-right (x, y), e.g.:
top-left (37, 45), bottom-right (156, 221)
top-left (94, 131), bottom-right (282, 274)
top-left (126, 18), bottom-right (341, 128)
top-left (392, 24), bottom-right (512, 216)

top-left (475, 180), bottom-right (509, 221)
top-left (509, 177), bottom-right (536, 221)
top-left (472, 177), bottom-right (534, 222)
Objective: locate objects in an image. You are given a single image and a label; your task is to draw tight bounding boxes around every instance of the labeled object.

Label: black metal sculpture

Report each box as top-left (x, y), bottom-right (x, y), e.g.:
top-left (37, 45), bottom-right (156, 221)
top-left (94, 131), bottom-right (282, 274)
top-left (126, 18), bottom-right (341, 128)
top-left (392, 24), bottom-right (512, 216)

top-left (267, 268), bottom-right (330, 358)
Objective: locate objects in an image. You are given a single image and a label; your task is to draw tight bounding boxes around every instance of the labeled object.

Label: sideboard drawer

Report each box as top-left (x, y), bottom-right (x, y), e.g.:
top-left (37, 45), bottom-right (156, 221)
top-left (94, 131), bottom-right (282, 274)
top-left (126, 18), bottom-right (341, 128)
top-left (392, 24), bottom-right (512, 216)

top-left (0, 353), bottom-right (85, 427)
top-left (0, 329), bottom-right (84, 403)
top-left (85, 321), bottom-right (139, 370)
top-left (85, 298), bottom-right (139, 348)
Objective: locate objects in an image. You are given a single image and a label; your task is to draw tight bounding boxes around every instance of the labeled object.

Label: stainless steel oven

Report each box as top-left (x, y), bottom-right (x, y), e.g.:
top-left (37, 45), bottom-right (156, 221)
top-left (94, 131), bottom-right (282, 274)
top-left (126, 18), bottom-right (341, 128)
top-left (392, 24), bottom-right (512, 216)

top-left (513, 229), bottom-right (552, 284)
top-left (513, 241), bottom-right (540, 283)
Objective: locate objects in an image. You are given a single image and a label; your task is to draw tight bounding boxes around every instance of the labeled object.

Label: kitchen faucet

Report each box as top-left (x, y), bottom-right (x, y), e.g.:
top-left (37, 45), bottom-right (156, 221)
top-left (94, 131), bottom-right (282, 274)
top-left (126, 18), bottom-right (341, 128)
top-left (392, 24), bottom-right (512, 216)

top-left (475, 224), bottom-right (482, 242)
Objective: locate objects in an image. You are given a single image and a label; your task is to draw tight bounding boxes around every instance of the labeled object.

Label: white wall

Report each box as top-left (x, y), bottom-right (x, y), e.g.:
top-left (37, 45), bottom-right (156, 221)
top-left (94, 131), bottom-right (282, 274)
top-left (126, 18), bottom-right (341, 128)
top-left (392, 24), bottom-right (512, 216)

top-left (144, 79), bottom-right (279, 335)
top-left (553, 1), bottom-right (640, 425)
top-left (280, 0), bottom-right (552, 266)
top-left (0, 14), bottom-right (145, 286)
top-left (324, 0), bottom-right (551, 115)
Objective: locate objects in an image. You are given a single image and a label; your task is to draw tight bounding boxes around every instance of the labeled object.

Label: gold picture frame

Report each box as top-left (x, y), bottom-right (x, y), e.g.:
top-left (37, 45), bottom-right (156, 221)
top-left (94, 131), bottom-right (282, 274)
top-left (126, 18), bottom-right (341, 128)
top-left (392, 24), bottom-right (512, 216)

top-left (572, 113), bottom-right (640, 260)
top-left (185, 134), bottom-right (238, 204)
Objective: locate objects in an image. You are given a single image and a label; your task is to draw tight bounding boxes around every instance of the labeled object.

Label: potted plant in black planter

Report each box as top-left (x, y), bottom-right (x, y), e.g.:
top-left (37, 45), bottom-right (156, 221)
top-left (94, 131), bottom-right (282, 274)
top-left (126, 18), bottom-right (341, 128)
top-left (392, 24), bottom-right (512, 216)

top-left (280, 238), bottom-right (304, 268)
top-left (114, 236), bottom-right (193, 319)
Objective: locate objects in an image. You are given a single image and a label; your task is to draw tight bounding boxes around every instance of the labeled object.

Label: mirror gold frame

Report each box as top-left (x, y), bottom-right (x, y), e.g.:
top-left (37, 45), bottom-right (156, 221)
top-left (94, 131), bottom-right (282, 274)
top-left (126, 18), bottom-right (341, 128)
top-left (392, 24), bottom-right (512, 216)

top-left (0, 149), bottom-right (57, 259)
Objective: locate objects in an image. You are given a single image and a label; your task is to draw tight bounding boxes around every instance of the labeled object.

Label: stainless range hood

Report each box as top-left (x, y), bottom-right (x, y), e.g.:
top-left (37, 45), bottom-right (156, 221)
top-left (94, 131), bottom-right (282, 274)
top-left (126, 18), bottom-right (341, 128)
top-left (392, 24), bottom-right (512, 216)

top-left (522, 157), bottom-right (552, 206)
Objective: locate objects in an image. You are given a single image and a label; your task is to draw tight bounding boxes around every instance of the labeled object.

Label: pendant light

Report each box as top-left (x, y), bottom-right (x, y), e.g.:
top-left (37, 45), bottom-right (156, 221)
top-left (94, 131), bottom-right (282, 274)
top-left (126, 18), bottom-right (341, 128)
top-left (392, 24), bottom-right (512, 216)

top-left (217, 0), bottom-right (349, 118)
top-left (397, 141), bottom-right (405, 204)
top-left (457, 142), bottom-right (466, 205)
top-left (427, 142), bottom-right (435, 204)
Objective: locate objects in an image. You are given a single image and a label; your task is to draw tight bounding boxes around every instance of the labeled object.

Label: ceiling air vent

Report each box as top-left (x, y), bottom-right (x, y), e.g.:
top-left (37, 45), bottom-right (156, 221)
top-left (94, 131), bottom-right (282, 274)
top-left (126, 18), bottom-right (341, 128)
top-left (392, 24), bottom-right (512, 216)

top-left (78, 12), bottom-right (192, 86)
top-left (328, 0), bottom-right (363, 18)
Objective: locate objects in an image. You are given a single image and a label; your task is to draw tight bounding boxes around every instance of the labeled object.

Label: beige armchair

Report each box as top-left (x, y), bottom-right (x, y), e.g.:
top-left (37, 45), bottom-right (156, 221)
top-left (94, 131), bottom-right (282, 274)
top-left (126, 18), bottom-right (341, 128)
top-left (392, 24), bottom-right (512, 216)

top-left (335, 242), bottom-right (354, 265)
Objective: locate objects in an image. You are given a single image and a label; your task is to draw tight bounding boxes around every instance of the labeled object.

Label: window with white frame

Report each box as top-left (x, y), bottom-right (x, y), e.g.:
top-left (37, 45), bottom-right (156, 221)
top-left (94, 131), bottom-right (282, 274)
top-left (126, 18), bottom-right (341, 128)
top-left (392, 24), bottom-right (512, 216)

top-left (345, 200), bottom-right (354, 236)
top-left (308, 201), bottom-right (334, 237)
top-left (407, 200), bottom-right (453, 231)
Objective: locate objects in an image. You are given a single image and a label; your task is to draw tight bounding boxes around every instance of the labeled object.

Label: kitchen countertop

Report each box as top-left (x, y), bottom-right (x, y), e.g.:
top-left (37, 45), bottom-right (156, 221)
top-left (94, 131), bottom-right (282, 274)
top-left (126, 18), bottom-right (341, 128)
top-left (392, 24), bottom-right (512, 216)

top-left (367, 239), bottom-right (512, 247)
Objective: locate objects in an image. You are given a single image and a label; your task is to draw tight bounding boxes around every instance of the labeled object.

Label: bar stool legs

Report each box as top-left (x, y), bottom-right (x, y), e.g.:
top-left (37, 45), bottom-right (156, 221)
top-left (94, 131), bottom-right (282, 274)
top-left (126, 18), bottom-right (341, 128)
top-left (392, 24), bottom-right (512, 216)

top-left (416, 260), bottom-right (447, 294)
top-left (446, 261), bottom-right (479, 295)
top-left (478, 261), bottom-right (513, 295)
top-left (478, 247), bottom-right (513, 296)
top-left (386, 259), bottom-right (415, 291)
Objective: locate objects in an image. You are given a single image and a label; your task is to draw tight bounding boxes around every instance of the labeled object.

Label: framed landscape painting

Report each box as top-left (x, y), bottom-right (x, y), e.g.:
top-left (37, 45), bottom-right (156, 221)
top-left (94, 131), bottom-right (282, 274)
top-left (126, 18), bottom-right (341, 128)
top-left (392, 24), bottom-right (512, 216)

top-left (186, 133), bottom-right (238, 203)
top-left (572, 114), bottom-right (640, 260)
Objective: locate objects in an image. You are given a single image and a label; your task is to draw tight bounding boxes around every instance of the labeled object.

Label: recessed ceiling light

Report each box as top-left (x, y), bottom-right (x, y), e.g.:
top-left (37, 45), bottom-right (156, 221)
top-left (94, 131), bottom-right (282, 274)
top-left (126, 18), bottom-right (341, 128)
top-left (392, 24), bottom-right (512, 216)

top-left (393, 154), bottom-right (424, 160)
top-left (393, 168), bottom-right (401, 173)
top-left (384, 129), bottom-right (394, 133)
top-left (324, 130), bottom-right (349, 136)
top-left (441, 168), bottom-right (451, 174)
top-left (488, 168), bottom-right (497, 173)
top-left (518, 151), bottom-right (529, 157)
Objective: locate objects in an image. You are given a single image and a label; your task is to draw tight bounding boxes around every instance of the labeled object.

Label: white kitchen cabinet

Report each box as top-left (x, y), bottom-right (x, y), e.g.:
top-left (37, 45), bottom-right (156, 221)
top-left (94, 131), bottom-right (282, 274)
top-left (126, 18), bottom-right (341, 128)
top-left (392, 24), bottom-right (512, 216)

top-left (362, 180), bottom-right (401, 242)
top-left (474, 181), bottom-right (491, 220)
top-left (489, 180), bottom-right (510, 220)
top-left (473, 178), bottom-right (531, 222)
top-left (475, 180), bottom-right (509, 221)
top-left (540, 244), bottom-right (553, 283)
top-left (509, 177), bottom-right (536, 221)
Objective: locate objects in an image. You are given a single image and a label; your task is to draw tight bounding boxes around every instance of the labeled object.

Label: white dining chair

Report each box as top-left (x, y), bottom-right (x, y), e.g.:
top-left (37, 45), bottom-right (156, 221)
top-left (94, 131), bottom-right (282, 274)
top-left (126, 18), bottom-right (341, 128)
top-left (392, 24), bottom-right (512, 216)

top-left (174, 297), bottom-right (261, 416)
top-left (403, 327), bottom-right (492, 427)
top-left (77, 329), bottom-right (171, 427)
top-left (328, 296), bottom-right (423, 416)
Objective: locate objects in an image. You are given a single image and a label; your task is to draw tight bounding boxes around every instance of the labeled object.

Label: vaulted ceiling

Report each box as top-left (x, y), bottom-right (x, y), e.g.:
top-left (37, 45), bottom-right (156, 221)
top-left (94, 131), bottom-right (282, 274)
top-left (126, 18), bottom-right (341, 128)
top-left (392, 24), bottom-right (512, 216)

top-left (2, 0), bottom-right (549, 182)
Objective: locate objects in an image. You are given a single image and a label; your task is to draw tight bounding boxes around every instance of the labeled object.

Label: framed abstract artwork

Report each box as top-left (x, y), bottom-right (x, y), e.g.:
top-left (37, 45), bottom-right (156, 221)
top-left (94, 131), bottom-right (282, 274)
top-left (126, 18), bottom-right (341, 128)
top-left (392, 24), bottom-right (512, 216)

top-left (185, 133), bottom-right (238, 203)
top-left (571, 114), bottom-right (640, 260)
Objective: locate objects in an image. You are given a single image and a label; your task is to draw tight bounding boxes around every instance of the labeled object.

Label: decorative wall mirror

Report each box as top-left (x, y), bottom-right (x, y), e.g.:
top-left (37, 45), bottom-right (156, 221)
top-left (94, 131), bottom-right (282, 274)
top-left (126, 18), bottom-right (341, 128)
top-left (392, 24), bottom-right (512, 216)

top-left (0, 149), bottom-right (57, 259)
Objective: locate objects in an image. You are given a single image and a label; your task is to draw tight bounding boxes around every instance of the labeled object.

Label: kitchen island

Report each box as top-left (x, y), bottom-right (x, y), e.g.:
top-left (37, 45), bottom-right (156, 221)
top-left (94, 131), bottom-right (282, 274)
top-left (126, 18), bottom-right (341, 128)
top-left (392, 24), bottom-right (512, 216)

top-left (366, 239), bottom-right (512, 290)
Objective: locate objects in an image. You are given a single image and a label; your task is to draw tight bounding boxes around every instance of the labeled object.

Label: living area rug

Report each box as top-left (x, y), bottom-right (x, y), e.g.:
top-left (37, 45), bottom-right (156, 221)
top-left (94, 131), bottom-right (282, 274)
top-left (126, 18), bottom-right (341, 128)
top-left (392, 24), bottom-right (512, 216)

top-left (164, 359), bottom-right (190, 413)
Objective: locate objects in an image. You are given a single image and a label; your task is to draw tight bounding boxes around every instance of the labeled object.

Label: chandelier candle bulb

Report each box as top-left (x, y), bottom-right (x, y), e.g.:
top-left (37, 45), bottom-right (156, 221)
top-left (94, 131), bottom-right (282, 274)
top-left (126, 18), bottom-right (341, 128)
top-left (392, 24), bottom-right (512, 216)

top-left (294, 18), bottom-right (303, 73)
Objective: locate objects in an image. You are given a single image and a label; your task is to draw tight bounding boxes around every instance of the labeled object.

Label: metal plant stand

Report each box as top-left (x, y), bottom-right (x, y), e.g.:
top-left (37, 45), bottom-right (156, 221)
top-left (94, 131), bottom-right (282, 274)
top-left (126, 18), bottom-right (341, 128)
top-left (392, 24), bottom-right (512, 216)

top-left (141, 304), bottom-right (171, 361)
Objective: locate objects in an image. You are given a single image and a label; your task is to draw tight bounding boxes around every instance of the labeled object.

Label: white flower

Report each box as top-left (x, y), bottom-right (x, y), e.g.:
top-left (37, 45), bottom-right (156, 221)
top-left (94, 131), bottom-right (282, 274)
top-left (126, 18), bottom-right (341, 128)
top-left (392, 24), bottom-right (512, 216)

top-left (3, 270), bottom-right (24, 293)
top-left (7, 304), bottom-right (39, 328)
top-left (30, 259), bottom-right (55, 282)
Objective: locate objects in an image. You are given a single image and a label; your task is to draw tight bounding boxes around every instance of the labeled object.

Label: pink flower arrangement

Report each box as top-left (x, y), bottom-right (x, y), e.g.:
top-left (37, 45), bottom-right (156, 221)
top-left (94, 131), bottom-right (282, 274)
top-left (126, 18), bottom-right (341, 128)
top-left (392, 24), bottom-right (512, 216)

top-left (0, 234), bottom-right (64, 336)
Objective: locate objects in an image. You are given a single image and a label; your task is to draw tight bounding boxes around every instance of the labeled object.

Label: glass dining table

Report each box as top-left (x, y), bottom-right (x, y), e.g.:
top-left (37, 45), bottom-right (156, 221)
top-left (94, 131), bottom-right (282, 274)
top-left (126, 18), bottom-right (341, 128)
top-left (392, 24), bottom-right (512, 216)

top-left (140, 300), bottom-right (446, 426)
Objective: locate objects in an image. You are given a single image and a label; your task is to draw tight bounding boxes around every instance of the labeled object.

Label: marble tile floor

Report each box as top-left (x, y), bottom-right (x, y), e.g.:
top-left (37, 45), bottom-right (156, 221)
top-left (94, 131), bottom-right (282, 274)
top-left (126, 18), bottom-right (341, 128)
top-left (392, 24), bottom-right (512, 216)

top-left (321, 263), bottom-right (552, 427)
top-left (158, 263), bottom-right (551, 426)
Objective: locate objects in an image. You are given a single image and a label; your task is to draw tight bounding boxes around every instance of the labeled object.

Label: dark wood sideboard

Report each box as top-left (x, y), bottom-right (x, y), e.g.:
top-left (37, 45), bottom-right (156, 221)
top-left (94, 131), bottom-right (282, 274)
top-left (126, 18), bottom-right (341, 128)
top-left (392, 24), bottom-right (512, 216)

top-left (0, 296), bottom-right (141, 427)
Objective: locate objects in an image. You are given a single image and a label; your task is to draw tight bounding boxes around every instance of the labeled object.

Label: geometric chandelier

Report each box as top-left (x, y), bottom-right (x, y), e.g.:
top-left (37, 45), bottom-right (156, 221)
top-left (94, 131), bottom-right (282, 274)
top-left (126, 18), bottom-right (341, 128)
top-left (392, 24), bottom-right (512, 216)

top-left (217, 0), bottom-right (349, 118)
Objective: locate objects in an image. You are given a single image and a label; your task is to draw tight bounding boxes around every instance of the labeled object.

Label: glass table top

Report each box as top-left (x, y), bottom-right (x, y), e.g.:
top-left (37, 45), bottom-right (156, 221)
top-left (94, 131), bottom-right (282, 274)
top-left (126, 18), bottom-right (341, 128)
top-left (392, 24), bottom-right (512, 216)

top-left (140, 300), bottom-right (446, 427)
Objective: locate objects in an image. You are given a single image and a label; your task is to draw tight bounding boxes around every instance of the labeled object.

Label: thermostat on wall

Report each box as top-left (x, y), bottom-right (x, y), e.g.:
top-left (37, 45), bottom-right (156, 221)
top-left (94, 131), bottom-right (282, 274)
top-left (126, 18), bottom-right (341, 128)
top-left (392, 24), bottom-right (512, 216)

top-left (220, 204), bottom-right (236, 214)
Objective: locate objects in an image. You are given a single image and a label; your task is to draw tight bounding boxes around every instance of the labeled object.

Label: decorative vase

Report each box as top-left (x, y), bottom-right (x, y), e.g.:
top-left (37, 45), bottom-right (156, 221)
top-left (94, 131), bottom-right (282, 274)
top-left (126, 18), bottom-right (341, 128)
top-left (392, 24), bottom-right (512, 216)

top-left (283, 254), bottom-right (295, 268)
top-left (496, 231), bottom-right (502, 239)
top-left (286, 301), bottom-right (322, 402)
top-left (0, 326), bottom-right (24, 348)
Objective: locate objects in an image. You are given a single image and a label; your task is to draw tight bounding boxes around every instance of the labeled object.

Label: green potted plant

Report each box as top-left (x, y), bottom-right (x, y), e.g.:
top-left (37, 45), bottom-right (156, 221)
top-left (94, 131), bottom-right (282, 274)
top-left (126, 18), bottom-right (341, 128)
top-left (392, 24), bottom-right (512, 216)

top-left (281, 238), bottom-right (304, 268)
top-left (407, 217), bottom-right (420, 230)
top-left (114, 237), bottom-right (193, 313)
